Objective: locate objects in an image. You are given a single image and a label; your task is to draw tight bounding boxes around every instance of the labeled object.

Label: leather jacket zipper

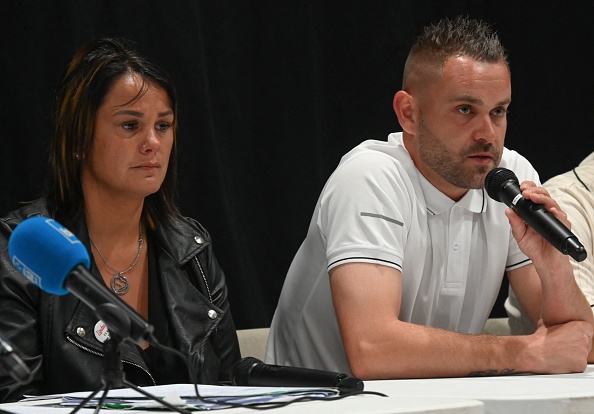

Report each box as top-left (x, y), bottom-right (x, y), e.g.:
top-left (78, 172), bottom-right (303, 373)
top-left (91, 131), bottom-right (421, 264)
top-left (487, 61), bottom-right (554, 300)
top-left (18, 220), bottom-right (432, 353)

top-left (194, 256), bottom-right (213, 303)
top-left (194, 256), bottom-right (218, 335)
top-left (66, 334), bottom-right (156, 386)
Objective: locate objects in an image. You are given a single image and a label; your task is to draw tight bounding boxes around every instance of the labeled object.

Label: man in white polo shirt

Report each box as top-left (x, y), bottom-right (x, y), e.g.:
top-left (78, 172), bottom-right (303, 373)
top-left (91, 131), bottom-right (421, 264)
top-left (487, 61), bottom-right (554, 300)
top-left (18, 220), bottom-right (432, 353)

top-left (266, 16), bottom-right (594, 379)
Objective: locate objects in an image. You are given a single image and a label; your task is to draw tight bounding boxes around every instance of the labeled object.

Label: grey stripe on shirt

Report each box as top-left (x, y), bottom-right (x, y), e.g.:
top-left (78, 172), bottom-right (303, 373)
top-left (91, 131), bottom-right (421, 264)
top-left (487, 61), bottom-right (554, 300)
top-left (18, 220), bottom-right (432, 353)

top-left (360, 212), bottom-right (404, 226)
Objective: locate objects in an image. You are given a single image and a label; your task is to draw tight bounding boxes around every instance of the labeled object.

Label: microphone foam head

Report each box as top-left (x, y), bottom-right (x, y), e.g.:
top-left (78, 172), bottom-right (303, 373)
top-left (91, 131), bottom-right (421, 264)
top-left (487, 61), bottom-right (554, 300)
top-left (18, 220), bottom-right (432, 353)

top-left (485, 167), bottom-right (518, 202)
top-left (8, 217), bottom-right (90, 295)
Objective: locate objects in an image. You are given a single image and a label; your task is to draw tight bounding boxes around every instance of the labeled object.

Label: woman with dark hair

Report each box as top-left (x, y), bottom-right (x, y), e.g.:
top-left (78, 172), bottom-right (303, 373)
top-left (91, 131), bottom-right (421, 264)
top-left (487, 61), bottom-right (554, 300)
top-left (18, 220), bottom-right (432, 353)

top-left (0, 37), bottom-right (240, 402)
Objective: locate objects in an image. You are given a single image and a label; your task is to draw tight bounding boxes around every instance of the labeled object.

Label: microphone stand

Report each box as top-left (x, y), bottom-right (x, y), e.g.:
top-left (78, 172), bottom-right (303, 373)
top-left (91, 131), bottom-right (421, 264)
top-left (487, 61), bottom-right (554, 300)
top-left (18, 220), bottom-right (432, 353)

top-left (69, 332), bottom-right (190, 414)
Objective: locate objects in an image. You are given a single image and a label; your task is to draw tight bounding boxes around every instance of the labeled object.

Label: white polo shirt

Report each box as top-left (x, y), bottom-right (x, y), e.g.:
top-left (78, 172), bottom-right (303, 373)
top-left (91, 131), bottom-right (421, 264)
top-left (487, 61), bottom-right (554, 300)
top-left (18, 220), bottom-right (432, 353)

top-left (266, 132), bottom-right (538, 374)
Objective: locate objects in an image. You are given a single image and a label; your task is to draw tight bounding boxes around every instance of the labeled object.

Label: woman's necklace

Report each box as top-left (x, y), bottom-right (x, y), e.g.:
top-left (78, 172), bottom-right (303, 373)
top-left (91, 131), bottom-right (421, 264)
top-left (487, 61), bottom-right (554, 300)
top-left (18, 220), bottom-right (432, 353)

top-left (89, 224), bottom-right (143, 296)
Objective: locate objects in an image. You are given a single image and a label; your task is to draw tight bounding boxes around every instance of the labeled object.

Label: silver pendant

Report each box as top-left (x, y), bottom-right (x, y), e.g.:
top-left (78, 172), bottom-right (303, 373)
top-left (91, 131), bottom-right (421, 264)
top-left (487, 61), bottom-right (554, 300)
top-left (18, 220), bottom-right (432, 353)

top-left (111, 273), bottom-right (129, 295)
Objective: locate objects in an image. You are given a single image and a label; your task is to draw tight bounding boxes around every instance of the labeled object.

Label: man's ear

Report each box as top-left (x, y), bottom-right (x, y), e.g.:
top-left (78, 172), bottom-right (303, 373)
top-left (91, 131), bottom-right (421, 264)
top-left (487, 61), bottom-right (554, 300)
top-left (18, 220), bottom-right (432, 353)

top-left (393, 90), bottom-right (417, 135)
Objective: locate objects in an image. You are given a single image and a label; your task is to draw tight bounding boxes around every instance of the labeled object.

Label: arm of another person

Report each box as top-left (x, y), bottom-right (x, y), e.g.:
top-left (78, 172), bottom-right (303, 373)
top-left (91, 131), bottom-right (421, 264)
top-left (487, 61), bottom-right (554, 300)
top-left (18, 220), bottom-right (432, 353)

top-left (330, 260), bottom-right (592, 380)
top-left (506, 181), bottom-right (594, 362)
top-left (546, 183), bottom-right (594, 314)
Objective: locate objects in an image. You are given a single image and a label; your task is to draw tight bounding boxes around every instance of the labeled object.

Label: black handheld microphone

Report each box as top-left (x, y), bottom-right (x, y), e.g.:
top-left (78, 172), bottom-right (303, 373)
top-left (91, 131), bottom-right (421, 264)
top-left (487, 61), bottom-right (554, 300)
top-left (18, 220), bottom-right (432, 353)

top-left (231, 357), bottom-right (364, 394)
top-left (8, 217), bottom-right (154, 344)
top-left (0, 332), bottom-right (32, 385)
top-left (485, 167), bottom-right (587, 262)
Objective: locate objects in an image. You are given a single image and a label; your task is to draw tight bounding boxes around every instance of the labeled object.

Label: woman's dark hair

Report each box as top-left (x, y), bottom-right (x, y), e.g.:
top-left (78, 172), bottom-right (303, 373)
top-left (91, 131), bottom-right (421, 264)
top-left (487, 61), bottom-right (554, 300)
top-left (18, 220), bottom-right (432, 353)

top-left (47, 37), bottom-right (180, 228)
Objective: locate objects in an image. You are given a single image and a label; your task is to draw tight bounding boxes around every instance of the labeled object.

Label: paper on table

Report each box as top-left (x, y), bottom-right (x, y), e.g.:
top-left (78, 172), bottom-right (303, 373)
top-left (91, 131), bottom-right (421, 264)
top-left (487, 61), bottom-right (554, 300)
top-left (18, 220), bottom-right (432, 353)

top-left (23, 384), bottom-right (341, 411)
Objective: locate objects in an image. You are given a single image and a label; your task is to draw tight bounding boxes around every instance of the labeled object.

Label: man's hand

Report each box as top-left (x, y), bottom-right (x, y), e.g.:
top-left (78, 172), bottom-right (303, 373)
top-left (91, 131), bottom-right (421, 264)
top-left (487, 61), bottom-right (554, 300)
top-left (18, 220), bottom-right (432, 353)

top-left (505, 180), bottom-right (571, 264)
top-left (527, 319), bottom-right (593, 374)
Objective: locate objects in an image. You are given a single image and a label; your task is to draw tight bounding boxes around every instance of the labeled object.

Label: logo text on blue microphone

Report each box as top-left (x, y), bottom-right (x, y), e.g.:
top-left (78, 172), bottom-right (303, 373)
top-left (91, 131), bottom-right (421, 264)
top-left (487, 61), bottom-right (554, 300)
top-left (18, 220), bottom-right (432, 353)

top-left (46, 218), bottom-right (83, 245)
top-left (10, 256), bottom-right (42, 287)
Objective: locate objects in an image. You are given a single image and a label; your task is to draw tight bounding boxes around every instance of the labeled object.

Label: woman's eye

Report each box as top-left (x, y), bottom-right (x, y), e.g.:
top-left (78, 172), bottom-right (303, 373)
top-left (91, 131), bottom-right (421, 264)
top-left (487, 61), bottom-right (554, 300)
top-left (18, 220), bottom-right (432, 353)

top-left (156, 122), bottom-right (172, 132)
top-left (122, 121), bottom-right (138, 131)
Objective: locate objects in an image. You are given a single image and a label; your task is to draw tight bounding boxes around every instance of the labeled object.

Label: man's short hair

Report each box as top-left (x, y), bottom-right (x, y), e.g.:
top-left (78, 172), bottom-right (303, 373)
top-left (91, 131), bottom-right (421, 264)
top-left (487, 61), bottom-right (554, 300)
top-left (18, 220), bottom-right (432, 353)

top-left (403, 16), bottom-right (509, 90)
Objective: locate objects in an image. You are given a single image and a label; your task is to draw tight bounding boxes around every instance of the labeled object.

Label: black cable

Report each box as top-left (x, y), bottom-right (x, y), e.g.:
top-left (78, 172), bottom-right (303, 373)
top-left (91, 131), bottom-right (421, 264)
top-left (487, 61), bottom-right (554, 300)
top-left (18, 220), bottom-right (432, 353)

top-left (148, 340), bottom-right (388, 410)
top-left (92, 383), bottom-right (111, 414)
top-left (203, 390), bottom-right (389, 410)
top-left (69, 335), bottom-right (192, 414)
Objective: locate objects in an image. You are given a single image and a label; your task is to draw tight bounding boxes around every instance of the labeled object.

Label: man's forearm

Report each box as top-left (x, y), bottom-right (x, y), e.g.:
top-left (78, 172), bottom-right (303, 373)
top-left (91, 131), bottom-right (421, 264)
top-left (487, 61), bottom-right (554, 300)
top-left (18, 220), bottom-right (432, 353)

top-left (536, 258), bottom-right (594, 327)
top-left (344, 321), bottom-right (548, 379)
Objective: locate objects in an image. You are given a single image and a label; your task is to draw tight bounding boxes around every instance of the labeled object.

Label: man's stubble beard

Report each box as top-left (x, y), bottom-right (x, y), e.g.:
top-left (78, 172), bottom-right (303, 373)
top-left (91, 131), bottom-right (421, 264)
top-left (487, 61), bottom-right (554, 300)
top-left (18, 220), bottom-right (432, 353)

top-left (417, 119), bottom-right (500, 190)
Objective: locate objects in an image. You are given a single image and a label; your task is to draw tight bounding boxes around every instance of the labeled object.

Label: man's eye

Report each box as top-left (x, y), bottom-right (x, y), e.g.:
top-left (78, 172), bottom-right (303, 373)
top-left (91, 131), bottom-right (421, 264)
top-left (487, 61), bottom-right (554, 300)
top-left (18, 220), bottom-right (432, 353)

top-left (458, 106), bottom-right (471, 115)
top-left (492, 107), bottom-right (507, 117)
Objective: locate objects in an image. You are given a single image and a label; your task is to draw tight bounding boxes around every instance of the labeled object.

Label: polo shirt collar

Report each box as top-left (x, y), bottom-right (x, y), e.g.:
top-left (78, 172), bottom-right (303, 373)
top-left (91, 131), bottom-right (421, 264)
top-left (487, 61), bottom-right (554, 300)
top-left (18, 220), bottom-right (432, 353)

top-left (417, 170), bottom-right (487, 215)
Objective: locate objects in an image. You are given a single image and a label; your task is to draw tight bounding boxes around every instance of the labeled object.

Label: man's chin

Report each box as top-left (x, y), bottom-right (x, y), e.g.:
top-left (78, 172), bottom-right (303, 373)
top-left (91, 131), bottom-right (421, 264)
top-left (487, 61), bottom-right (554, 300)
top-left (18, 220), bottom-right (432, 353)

top-left (462, 170), bottom-right (491, 190)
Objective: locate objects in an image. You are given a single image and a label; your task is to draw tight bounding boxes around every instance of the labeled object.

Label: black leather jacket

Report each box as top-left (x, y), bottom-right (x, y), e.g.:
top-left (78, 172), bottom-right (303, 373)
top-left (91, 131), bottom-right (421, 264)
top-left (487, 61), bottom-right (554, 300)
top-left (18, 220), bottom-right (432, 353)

top-left (0, 199), bottom-right (240, 402)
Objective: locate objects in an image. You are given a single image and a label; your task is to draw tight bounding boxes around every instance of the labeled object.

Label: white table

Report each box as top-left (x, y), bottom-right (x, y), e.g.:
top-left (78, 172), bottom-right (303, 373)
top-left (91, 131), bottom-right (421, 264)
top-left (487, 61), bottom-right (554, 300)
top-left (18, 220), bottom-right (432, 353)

top-left (0, 396), bottom-right (484, 414)
top-left (366, 365), bottom-right (594, 414)
top-left (10, 365), bottom-right (594, 414)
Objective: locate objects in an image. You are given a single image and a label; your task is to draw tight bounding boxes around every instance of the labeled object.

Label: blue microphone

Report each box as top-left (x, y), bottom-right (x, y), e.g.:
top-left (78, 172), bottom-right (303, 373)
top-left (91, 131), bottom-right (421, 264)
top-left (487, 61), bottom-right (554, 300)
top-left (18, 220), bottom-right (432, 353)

top-left (8, 217), bottom-right (154, 343)
top-left (9, 216), bottom-right (90, 295)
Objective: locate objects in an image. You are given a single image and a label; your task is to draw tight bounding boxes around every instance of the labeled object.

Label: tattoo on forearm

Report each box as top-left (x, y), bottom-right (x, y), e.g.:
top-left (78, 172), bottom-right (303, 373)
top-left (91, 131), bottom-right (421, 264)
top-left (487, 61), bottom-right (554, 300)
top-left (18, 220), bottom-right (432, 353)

top-left (467, 368), bottom-right (516, 377)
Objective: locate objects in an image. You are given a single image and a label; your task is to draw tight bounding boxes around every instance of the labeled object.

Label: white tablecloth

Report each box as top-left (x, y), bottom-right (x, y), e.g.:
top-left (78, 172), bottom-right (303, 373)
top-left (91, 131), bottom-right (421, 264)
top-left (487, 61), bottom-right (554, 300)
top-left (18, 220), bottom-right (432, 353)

top-left (366, 365), bottom-right (594, 414)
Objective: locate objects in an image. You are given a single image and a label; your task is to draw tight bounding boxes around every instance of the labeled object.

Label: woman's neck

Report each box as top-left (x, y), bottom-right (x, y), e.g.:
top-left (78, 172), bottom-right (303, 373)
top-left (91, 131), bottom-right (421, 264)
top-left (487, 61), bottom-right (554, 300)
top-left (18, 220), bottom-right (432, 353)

top-left (83, 189), bottom-right (145, 241)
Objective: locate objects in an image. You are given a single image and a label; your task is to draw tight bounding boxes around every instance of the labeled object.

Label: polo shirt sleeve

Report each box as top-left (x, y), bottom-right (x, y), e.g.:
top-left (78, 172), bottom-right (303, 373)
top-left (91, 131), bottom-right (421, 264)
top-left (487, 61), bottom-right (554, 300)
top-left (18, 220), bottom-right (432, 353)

top-left (317, 151), bottom-right (412, 272)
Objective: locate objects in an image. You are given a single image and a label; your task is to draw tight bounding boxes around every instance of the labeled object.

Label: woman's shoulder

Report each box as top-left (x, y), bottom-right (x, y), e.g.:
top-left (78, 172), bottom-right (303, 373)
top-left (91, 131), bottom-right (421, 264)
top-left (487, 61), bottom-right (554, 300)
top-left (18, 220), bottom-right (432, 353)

top-left (165, 214), bottom-right (210, 239)
top-left (152, 214), bottom-right (213, 256)
top-left (1, 199), bottom-right (49, 236)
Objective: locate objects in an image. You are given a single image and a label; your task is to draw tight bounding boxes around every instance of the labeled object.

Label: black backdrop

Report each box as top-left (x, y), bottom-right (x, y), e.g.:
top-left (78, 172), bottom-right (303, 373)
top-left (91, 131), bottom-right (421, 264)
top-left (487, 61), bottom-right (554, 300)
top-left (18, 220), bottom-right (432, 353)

top-left (1, 1), bottom-right (593, 329)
